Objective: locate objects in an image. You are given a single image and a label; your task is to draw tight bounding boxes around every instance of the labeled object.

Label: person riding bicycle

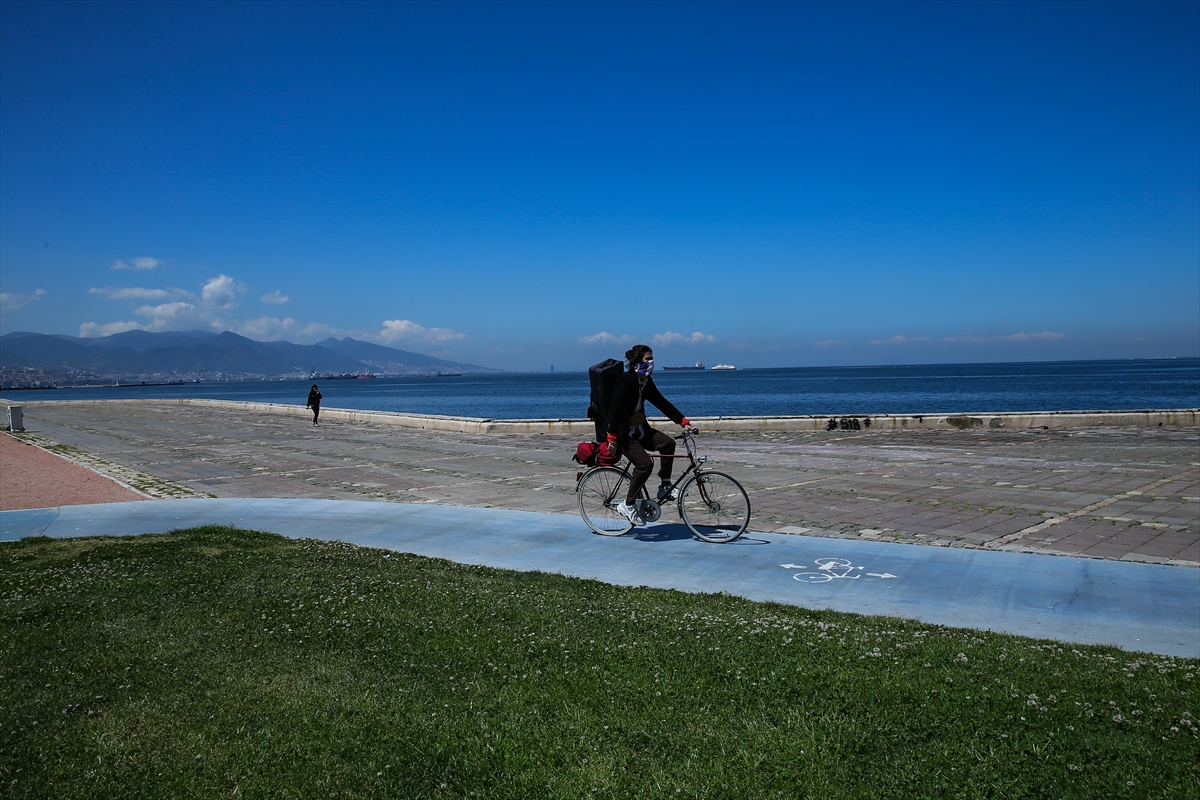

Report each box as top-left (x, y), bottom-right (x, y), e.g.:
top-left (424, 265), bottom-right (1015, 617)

top-left (601, 344), bottom-right (695, 525)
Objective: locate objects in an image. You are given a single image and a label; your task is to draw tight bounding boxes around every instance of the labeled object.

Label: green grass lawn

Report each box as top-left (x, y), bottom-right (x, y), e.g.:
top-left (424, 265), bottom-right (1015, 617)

top-left (1, 527), bottom-right (1196, 798)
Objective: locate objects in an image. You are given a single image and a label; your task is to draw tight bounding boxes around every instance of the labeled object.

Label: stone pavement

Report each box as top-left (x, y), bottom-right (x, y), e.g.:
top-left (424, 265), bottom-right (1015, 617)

top-left (11, 401), bottom-right (1200, 566)
top-left (3, 498), bottom-right (1197, 657)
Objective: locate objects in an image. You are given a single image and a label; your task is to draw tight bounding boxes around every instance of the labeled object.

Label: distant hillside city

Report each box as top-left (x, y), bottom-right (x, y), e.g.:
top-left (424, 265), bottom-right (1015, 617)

top-left (0, 330), bottom-right (498, 388)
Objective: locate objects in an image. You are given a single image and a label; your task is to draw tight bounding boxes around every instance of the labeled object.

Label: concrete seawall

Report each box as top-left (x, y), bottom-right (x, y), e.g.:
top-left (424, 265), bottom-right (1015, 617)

top-left (4, 397), bottom-right (1197, 435)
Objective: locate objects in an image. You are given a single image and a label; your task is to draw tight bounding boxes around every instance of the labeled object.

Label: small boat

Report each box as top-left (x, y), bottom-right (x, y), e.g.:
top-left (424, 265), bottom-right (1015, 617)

top-left (711, 363), bottom-right (736, 370)
top-left (663, 362), bottom-right (705, 371)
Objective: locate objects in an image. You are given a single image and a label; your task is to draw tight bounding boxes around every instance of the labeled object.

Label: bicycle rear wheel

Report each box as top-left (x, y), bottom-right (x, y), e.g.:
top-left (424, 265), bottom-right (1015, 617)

top-left (679, 471), bottom-right (750, 542)
top-left (577, 467), bottom-right (635, 535)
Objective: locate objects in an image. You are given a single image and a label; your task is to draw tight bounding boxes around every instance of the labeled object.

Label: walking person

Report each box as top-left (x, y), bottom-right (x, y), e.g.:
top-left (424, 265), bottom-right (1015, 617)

top-left (306, 384), bottom-right (322, 426)
top-left (602, 344), bottom-right (695, 525)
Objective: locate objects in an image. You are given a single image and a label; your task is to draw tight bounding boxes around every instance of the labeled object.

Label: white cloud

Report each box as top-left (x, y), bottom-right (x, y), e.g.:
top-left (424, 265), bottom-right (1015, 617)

top-left (298, 322), bottom-right (355, 340)
top-left (88, 286), bottom-right (184, 301)
top-left (112, 256), bottom-right (163, 271)
top-left (81, 269), bottom-right (350, 343)
top-left (228, 316), bottom-right (352, 343)
top-left (236, 316), bottom-right (301, 340)
top-left (377, 319), bottom-right (466, 344)
top-left (134, 301), bottom-right (196, 319)
top-left (943, 332), bottom-right (1066, 344)
top-left (83, 275), bottom-right (230, 335)
top-left (201, 274), bottom-right (245, 308)
top-left (86, 275), bottom-right (244, 332)
top-left (130, 301), bottom-right (210, 331)
top-left (579, 331), bottom-right (635, 346)
top-left (0, 288), bottom-right (45, 311)
top-left (652, 331), bottom-right (717, 346)
top-left (814, 339), bottom-right (843, 347)
top-left (80, 272), bottom-right (472, 350)
top-left (79, 320), bottom-right (142, 338)
top-left (871, 335), bottom-right (931, 345)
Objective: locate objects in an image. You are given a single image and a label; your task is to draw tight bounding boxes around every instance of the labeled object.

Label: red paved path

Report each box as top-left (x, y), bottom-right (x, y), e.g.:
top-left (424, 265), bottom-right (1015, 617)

top-left (0, 433), bottom-right (145, 511)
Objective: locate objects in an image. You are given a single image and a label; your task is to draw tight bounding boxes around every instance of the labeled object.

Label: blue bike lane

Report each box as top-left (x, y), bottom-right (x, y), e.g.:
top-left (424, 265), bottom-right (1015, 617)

top-left (2, 498), bottom-right (1197, 658)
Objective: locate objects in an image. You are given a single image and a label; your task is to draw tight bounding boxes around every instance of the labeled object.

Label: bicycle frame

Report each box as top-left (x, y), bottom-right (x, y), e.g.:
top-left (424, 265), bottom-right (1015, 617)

top-left (588, 430), bottom-right (709, 506)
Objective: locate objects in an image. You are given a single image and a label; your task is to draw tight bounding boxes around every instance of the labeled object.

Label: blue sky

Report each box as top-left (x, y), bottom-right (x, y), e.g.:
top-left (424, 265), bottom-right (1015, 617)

top-left (1, 0), bottom-right (1197, 371)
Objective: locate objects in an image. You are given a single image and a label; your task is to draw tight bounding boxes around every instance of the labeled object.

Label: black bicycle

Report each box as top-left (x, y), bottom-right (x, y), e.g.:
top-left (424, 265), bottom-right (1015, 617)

top-left (576, 430), bottom-right (751, 543)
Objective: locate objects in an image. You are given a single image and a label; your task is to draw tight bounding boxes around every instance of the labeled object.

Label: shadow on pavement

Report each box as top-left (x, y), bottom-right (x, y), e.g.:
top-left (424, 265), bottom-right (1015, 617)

top-left (629, 523), bottom-right (694, 542)
top-left (621, 524), bottom-right (771, 545)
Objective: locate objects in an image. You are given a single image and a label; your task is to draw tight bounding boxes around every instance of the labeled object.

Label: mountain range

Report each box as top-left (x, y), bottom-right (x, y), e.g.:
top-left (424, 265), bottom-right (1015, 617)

top-left (0, 330), bottom-right (497, 378)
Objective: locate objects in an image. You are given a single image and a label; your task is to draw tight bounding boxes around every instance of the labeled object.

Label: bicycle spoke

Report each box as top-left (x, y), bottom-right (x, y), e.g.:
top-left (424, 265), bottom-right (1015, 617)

top-left (577, 467), bottom-right (634, 535)
top-left (679, 471), bottom-right (750, 543)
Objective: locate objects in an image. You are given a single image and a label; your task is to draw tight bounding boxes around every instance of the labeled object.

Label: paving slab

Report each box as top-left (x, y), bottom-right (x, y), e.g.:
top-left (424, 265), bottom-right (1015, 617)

top-left (2, 498), bottom-right (1197, 659)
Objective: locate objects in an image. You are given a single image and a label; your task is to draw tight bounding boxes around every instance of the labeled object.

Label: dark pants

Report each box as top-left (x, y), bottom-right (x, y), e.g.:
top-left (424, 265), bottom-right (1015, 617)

top-left (310, 404), bottom-right (320, 424)
top-left (622, 429), bottom-right (676, 503)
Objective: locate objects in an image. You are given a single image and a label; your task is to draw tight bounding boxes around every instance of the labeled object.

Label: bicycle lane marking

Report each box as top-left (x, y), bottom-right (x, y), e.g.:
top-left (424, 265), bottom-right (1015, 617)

top-left (780, 557), bottom-right (899, 583)
top-left (747, 531), bottom-right (1199, 657)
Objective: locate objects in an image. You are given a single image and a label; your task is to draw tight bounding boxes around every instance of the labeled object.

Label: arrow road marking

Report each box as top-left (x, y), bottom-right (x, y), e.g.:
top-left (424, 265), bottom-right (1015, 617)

top-left (866, 572), bottom-right (897, 579)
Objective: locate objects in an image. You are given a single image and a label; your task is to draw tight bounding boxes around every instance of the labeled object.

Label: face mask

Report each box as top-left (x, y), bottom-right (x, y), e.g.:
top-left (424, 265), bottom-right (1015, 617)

top-left (635, 358), bottom-right (654, 377)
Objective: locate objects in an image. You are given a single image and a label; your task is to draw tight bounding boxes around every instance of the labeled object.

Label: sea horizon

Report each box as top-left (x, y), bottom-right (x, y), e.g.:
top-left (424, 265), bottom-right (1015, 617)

top-left (519, 355), bottom-right (1200, 376)
top-left (3, 357), bottom-right (1197, 421)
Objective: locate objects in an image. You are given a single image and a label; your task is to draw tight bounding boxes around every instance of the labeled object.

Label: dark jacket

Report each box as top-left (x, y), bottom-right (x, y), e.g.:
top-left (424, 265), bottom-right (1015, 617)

top-left (307, 389), bottom-right (322, 407)
top-left (605, 372), bottom-right (685, 443)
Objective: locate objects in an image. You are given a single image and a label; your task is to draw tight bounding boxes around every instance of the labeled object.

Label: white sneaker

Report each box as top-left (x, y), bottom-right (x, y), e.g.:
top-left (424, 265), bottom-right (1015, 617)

top-left (616, 501), bottom-right (644, 526)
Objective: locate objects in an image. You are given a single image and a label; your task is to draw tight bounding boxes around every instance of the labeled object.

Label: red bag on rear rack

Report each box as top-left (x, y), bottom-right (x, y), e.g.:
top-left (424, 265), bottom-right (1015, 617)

top-left (573, 441), bottom-right (599, 467)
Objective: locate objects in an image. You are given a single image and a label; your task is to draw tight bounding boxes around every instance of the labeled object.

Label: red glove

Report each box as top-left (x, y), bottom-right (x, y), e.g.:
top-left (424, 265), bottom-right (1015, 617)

top-left (598, 436), bottom-right (620, 466)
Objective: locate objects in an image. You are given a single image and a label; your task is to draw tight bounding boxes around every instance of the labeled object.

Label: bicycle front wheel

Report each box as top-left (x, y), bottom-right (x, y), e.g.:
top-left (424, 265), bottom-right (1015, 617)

top-left (679, 471), bottom-right (750, 543)
top-left (578, 467), bottom-right (635, 536)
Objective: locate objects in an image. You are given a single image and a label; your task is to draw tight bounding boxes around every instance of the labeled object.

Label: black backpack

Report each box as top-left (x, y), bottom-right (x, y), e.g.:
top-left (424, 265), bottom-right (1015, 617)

top-left (586, 358), bottom-right (624, 442)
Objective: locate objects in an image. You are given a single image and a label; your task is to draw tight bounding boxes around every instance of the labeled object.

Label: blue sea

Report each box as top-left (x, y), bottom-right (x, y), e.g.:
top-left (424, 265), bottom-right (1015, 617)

top-left (2, 359), bottom-right (1197, 420)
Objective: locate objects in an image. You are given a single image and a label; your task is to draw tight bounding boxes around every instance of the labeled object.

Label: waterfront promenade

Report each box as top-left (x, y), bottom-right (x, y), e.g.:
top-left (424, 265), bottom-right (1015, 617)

top-left (5, 399), bottom-right (1198, 566)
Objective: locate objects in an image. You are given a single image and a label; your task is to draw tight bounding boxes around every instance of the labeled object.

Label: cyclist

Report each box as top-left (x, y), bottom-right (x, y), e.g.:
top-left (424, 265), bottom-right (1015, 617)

top-left (602, 344), bottom-right (695, 525)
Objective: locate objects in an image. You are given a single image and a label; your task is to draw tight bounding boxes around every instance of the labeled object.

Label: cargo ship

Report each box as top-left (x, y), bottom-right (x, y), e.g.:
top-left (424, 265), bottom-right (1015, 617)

top-left (663, 362), bottom-right (704, 371)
